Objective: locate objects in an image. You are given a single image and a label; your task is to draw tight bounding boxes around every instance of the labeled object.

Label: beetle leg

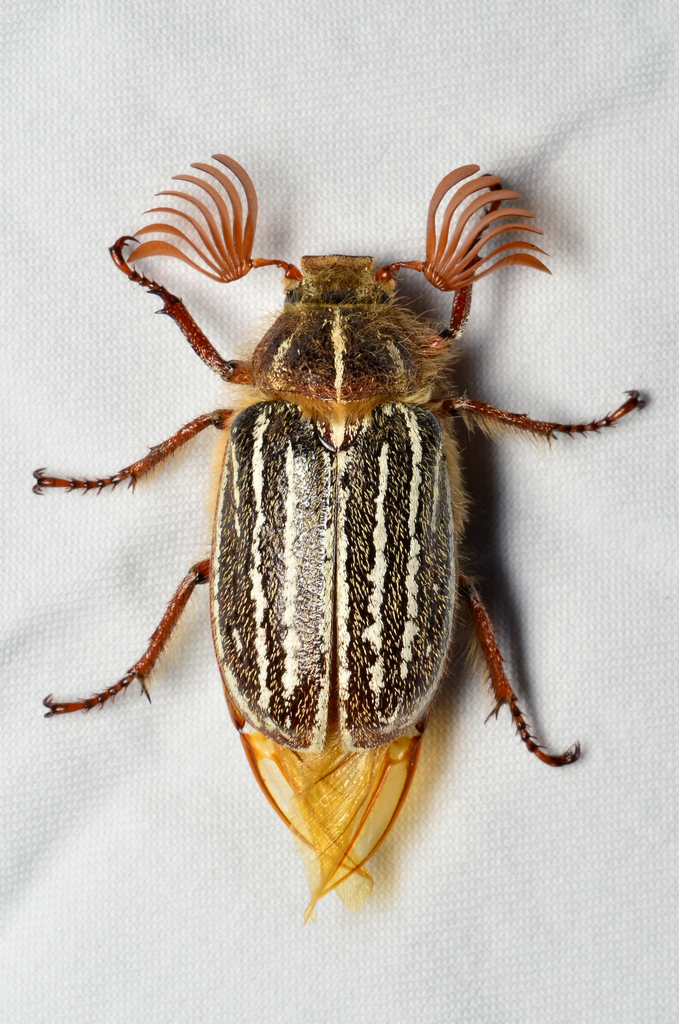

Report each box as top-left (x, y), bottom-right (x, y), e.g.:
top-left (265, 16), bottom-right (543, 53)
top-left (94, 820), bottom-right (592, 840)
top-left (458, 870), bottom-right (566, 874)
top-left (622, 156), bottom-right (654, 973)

top-left (459, 574), bottom-right (580, 767)
top-left (110, 237), bottom-right (253, 384)
top-left (437, 191), bottom-right (505, 341)
top-left (43, 560), bottom-right (210, 717)
top-left (33, 410), bottom-right (231, 494)
top-left (435, 285), bottom-right (474, 343)
top-left (449, 285), bottom-right (473, 339)
top-left (442, 391), bottom-right (643, 438)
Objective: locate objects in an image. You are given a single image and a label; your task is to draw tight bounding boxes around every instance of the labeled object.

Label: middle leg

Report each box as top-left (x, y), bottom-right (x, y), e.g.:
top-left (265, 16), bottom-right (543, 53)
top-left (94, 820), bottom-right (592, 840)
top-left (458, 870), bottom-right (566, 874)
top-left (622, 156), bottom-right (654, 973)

top-left (442, 391), bottom-right (642, 439)
top-left (33, 409), bottom-right (232, 494)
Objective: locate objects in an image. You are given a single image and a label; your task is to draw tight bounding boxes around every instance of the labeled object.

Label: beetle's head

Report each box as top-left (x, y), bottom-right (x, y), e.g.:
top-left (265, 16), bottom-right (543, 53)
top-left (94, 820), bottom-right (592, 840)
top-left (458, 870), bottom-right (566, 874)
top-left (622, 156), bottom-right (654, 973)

top-left (283, 255), bottom-right (395, 306)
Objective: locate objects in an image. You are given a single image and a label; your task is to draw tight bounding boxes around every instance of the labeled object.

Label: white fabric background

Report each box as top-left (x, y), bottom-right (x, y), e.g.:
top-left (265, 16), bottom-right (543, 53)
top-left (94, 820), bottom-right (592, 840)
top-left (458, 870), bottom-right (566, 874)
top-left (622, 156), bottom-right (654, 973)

top-left (2, 2), bottom-right (677, 1022)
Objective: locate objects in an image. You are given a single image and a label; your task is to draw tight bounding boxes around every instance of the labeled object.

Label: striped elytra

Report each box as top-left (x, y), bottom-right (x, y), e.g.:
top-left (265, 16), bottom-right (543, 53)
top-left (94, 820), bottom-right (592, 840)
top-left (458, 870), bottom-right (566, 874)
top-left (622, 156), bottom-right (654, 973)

top-left (39, 156), bottom-right (640, 918)
top-left (211, 400), bottom-right (455, 753)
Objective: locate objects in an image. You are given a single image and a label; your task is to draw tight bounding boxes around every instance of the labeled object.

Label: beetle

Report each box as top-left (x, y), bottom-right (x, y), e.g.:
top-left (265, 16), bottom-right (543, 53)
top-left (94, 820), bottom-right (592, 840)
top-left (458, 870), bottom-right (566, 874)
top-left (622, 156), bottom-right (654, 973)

top-left (35, 156), bottom-right (642, 919)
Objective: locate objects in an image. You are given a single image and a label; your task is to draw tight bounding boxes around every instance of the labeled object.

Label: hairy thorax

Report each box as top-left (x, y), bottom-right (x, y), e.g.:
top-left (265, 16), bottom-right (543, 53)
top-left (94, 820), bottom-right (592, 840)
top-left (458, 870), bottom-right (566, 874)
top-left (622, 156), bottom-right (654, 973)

top-left (251, 255), bottom-right (443, 404)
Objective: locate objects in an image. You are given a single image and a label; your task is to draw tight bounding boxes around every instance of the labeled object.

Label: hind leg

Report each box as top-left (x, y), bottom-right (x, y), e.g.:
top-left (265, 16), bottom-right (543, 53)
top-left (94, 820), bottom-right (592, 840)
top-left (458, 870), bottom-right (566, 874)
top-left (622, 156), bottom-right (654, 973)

top-left (459, 574), bottom-right (579, 767)
top-left (43, 559), bottom-right (210, 717)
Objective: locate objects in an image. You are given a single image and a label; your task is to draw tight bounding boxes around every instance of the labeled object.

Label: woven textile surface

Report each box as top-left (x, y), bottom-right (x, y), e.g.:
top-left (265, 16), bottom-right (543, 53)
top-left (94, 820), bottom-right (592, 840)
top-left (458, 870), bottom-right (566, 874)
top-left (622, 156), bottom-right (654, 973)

top-left (2, 2), bottom-right (677, 1021)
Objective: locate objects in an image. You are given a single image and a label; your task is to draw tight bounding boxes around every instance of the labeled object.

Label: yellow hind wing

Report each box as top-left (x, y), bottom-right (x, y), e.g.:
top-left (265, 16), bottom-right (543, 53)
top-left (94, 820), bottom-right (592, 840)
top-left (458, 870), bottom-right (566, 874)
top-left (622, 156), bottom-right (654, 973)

top-left (240, 729), bottom-right (424, 921)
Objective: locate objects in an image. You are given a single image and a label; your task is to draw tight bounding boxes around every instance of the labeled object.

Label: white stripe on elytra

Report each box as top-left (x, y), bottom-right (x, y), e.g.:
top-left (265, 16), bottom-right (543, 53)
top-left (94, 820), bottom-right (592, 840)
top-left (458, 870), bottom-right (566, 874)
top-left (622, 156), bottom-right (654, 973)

top-left (331, 308), bottom-right (346, 400)
top-left (281, 441), bottom-right (301, 698)
top-left (400, 409), bottom-right (422, 681)
top-left (362, 441), bottom-right (390, 696)
top-left (336, 449), bottom-right (351, 742)
top-left (308, 452), bottom-right (335, 752)
top-left (250, 407), bottom-right (273, 712)
top-left (429, 448), bottom-right (440, 527)
top-left (231, 441), bottom-right (241, 537)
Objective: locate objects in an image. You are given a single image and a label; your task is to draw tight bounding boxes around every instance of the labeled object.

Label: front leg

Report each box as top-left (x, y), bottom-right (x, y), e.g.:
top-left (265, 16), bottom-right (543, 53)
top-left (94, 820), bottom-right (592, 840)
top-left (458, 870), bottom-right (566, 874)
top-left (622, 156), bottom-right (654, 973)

top-left (33, 409), bottom-right (231, 494)
top-left (110, 237), bottom-right (253, 384)
top-left (442, 391), bottom-right (642, 439)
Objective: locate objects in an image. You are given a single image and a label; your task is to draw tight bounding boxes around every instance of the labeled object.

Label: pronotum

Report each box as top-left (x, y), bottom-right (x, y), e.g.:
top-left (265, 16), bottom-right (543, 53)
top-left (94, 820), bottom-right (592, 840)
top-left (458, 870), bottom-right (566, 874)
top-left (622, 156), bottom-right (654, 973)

top-left (35, 156), bottom-right (642, 919)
